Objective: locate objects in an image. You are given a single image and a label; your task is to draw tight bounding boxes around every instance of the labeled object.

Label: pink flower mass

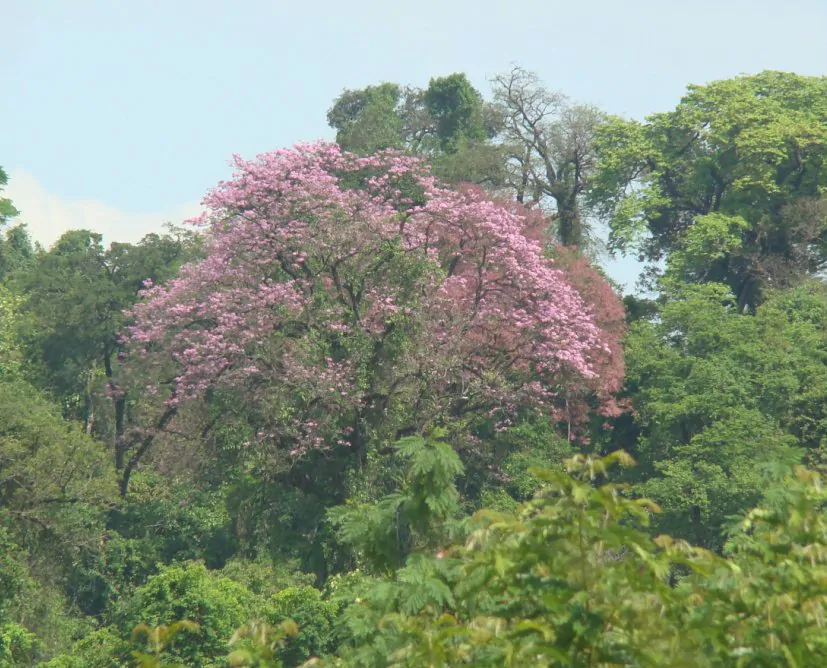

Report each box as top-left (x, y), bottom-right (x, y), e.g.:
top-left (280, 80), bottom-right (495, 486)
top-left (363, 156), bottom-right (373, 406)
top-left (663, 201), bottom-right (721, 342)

top-left (126, 142), bottom-right (617, 452)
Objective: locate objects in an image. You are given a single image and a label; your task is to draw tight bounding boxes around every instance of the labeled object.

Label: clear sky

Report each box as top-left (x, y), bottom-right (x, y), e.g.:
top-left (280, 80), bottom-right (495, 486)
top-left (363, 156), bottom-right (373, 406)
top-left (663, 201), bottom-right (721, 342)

top-left (2, 0), bottom-right (825, 289)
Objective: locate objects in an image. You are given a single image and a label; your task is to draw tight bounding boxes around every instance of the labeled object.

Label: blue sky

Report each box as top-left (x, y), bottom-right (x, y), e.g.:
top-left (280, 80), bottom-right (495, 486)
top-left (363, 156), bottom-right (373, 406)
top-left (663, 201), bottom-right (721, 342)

top-left (2, 0), bottom-right (825, 289)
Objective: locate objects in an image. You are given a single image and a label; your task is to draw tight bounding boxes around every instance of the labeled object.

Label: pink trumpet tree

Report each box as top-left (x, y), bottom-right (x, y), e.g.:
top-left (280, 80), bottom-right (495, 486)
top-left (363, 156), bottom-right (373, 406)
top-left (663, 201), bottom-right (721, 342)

top-left (126, 142), bottom-right (621, 458)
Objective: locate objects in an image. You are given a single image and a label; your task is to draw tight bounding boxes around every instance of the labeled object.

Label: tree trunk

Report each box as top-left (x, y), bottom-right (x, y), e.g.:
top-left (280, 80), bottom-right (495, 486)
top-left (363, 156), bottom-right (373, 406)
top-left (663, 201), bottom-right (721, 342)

top-left (736, 275), bottom-right (756, 313)
top-left (119, 405), bottom-right (177, 497)
top-left (103, 349), bottom-right (126, 470)
top-left (556, 200), bottom-right (583, 248)
top-left (114, 395), bottom-right (126, 470)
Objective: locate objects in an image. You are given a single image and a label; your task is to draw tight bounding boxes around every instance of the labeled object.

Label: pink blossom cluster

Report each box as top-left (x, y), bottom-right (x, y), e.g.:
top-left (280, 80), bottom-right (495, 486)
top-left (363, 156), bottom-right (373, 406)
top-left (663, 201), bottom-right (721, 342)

top-left (126, 142), bottom-right (613, 449)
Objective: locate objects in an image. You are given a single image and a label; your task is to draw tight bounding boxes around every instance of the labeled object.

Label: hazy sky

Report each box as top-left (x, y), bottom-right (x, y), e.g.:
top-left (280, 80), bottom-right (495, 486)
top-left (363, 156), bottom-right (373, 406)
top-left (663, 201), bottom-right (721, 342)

top-left (2, 0), bottom-right (825, 289)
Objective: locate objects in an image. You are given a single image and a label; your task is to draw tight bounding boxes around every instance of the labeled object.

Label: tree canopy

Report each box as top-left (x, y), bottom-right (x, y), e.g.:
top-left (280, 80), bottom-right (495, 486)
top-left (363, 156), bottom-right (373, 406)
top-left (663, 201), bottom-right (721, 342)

top-left (4, 67), bottom-right (827, 667)
top-left (590, 71), bottom-right (827, 308)
top-left (126, 143), bottom-right (620, 469)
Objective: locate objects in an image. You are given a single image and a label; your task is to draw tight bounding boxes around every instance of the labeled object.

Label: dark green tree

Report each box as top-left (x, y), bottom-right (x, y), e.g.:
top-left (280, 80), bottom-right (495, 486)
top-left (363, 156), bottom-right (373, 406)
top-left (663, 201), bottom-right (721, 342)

top-left (327, 82), bottom-right (407, 155)
top-left (17, 226), bottom-right (200, 470)
top-left (423, 73), bottom-right (488, 153)
top-left (622, 281), bottom-right (827, 549)
top-left (115, 562), bottom-right (252, 668)
top-left (326, 74), bottom-right (507, 187)
top-left (0, 224), bottom-right (35, 282)
top-left (0, 379), bottom-right (115, 535)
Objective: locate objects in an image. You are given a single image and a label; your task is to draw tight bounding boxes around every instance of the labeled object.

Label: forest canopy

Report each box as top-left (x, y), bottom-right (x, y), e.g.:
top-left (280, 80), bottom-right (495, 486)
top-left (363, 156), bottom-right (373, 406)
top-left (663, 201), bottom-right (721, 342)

top-left (1, 67), bottom-right (826, 667)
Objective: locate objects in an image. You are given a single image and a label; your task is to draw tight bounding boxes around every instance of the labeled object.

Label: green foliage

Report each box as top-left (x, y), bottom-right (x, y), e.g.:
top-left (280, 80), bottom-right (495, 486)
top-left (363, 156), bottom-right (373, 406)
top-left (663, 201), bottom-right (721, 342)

top-left (327, 83), bottom-right (405, 154)
top-left (131, 620), bottom-right (201, 668)
top-left (111, 472), bottom-right (235, 567)
top-left (223, 466), bottom-right (338, 582)
top-left (0, 622), bottom-right (40, 668)
top-left (0, 224), bottom-right (35, 283)
top-left (328, 431), bottom-right (464, 573)
top-left (262, 587), bottom-right (337, 665)
top-left (16, 226), bottom-right (200, 434)
top-left (0, 539), bottom-right (96, 665)
top-left (706, 466), bottom-right (827, 664)
top-left (335, 456), bottom-right (827, 666)
top-left (396, 431), bottom-right (464, 528)
top-left (0, 529), bottom-right (29, 624)
top-left (0, 285), bottom-right (23, 379)
top-left (115, 562), bottom-right (253, 667)
top-left (326, 74), bottom-right (505, 188)
top-left (226, 619), bottom-right (302, 668)
top-left (623, 281), bottom-right (827, 548)
top-left (68, 532), bottom-right (161, 621)
top-left (0, 378), bottom-right (115, 536)
top-left (423, 73), bottom-right (487, 152)
top-left (220, 559), bottom-right (316, 599)
top-left (38, 627), bottom-right (129, 668)
top-left (590, 71), bottom-right (827, 307)
top-left (487, 417), bottom-right (575, 503)
top-left (333, 453), bottom-right (711, 666)
top-left (0, 167), bottom-right (18, 228)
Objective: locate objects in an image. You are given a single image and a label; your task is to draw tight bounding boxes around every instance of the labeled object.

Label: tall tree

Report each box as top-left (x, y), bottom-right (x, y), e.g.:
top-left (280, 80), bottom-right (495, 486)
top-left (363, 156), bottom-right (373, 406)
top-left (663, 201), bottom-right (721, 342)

top-left (490, 66), bottom-right (608, 248)
top-left (124, 143), bottom-right (622, 498)
top-left (0, 379), bottom-right (115, 535)
top-left (589, 71), bottom-right (827, 309)
top-left (327, 75), bottom-right (507, 188)
top-left (0, 225), bottom-right (35, 283)
top-left (0, 284), bottom-right (23, 380)
top-left (422, 73), bottom-right (488, 153)
top-left (18, 226), bottom-right (201, 468)
top-left (327, 82), bottom-right (408, 155)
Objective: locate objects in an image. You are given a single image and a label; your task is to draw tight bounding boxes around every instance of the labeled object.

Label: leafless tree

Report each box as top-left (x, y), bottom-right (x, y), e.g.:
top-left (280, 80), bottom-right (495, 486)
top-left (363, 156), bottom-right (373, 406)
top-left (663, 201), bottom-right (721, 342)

top-left (490, 66), bottom-right (607, 249)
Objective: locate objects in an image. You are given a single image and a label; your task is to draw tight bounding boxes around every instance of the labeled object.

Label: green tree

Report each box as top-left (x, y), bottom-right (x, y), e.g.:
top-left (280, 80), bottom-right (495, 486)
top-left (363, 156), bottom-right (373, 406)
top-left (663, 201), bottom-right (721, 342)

top-left (422, 73), bottom-right (488, 153)
top-left (333, 453), bottom-right (722, 667)
top-left (327, 82), bottom-right (407, 155)
top-left (622, 281), bottom-right (827, 549)
top-left (0, 379), bottom-right (115, 536)
top-left (37, 627), bottom-right (130, 668)
top-left (0, 622), bottom-right (40, 668)
top-left (0, 225), bottom-right (35, 283)
top-left (262, 587), bottom-right (337, 665)
top-left (115, 561), bottom-right (253, 667)
top-left (327, 75), bottom-right (506, 187)
top-left (0, 382), bottom-right (115, 661)
top-left (699, 466), bottom-right (827, 665)
top-left (328, 431), bottom-right (464, 574)
top-left (335, 455), bottom-right (827, 667)
top-left (0, 167), bottom-right (18, 228)
top-left (69, 472), bottom-right (238, 619)
top-left (0, 167), bottom-right (35, 282)
top-left (17, 226), bottom-right (200, 471)
top-left (590, 71), bottom-right (827, 309)
top-left (0, 286), bottom-right (23, 380)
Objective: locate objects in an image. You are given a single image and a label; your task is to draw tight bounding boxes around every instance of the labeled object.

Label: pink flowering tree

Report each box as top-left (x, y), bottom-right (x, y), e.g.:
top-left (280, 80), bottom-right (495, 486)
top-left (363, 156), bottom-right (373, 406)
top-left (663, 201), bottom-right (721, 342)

top-left (124, 142), bottom-right (619, 490)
